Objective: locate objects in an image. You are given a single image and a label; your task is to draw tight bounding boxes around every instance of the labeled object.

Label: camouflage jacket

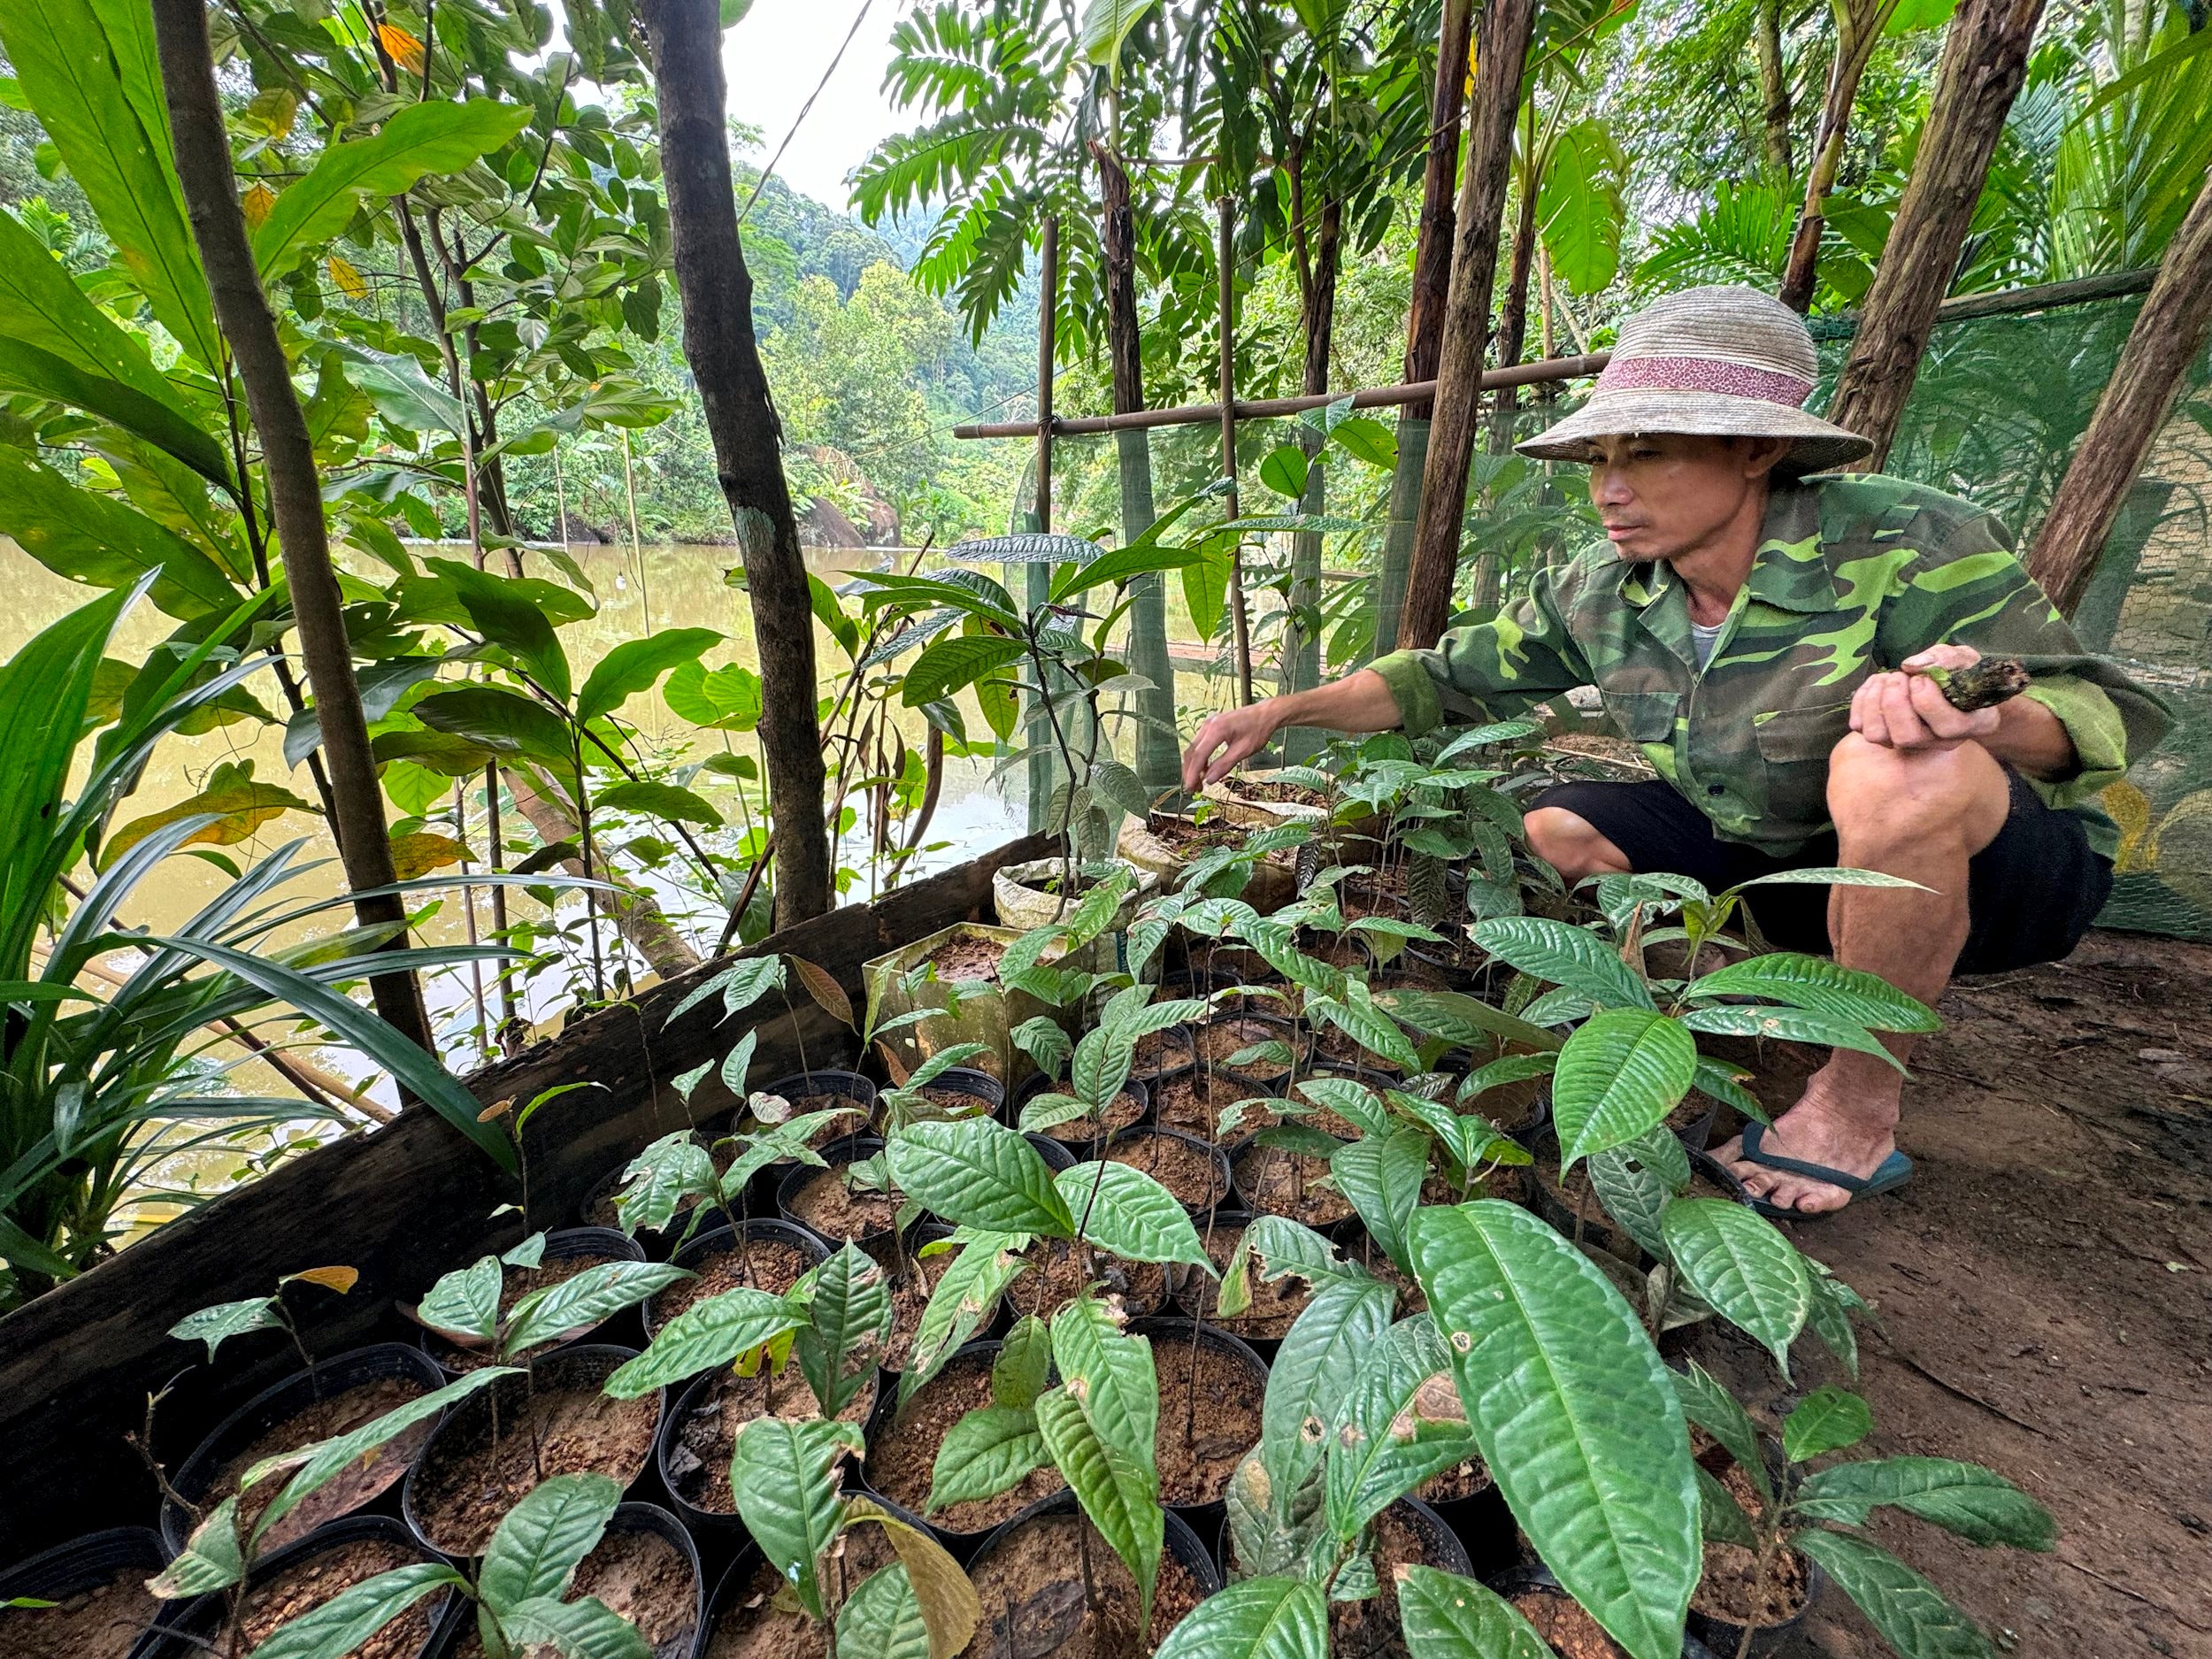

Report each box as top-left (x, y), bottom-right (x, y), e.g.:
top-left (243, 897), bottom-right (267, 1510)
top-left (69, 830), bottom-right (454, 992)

top-left (1370, 472), bottom-right (2170, 858)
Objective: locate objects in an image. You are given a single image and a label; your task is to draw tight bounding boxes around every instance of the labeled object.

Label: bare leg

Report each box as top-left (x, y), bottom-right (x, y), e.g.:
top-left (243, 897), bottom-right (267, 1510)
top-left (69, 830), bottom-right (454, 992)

top-left (1525, 805), bottom-right (1635, 884)
top-left (1716, 733), bottom-right (2010, 1215)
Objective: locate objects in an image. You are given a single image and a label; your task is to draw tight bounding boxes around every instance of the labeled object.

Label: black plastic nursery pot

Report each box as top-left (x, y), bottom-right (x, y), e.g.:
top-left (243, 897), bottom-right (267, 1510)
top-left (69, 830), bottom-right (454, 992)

top-left (1685, 1546), bottom-right (1826, 1659)
top-left (161, 1340), bottom-right (449, 1557)
top-left (643, 1217), bottom-right (829, 1340)
top-left (1129, 1020), bottom-right (1197, 1083)
top-left (1167, 1210), bottom-right (1310, 1362)
top-left (0, 1525), bottom-right (172, 1659)
top-left (420, 1226), bottom-right (648, 1375)
top-left (1099, 1125), bottom-right (1233, 1216)
top-left (692, 1494), bottom-right (921, 1659)
top-left (425, 1502), bottom-right (703, 1659)
top-left (148, 1515), bottom-right (455, 1659)
top-left (1126, 1317), bottom-right (1271, 1537)
top-left (1489, 1564), bottom-right (1727, 1659)
top-left (1007, 1070), bottom-right (1150, 1152)
top-left (964, 1486), bottom-right (1224, 1657)
top-left (1320, 1497), bottom-right (1473, 1657)
top-left (777, 1134), bottom-right (902, 1250)
top-left (1004, 1227), bottom-right (1172, 1325)
top-left (1147, 1064), bottom-right (1281, 1143)
top-left (655, 1351), bottom-right (879, 1536)
top-left (401, 1345), bottom-right (664, 1560)
top-left (1184, 1011), bottom-right (1312, 1089)
top-left (577, 1156), bottom-right (729, 1261)
top-left (856, 1338), bottom-right (1065, 1561)
top-left (906, 1065), bottom-right (1004, 1125)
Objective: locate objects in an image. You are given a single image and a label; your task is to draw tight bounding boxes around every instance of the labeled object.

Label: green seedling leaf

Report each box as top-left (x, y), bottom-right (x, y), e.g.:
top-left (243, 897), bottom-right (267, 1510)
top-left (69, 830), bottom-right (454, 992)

top-left (415, 1256), bottom-right (504, 1348)
top-left (480, 1472), bottom-right (623, 1611)
top-left (887, 1118), bottom-right (1076, 1237)
top-left (833, 1563), bottom-right (931, 1659)
top-left (995, 1316), bottom-right (1053, 1409)
top-left (796, 1244), bottom-right (895, 1417)
top-left (1471, 918), bottom-right (1656, 1010)
top-left (900, 1233), bottom-right (1029, 1406)
top-left (1152, 1574), bottom-right (1326, 1659)
top-left (242, 1562), bottom-right (467, 1658)
top-left (604, 1287), bottom-right (807, 1397)
top-left (1695, 1466), bottom-right (1759, 1548)
top-left (729, 1417), bottom-right (864, 1619)
top-left (168, 1295), bottom-right (282, 1362)
top-left (503, 1261), bottom-right (690, 1359)
top-left (1054, 1162), bottom-right (1209, 1267)
top-left (501, 1233), bottom-right (548, 1270)
top-left (615, 1133), bottom-right (716, 1236)
top-left (1328, 1128), bottom-right (1428, 1275)
top-left (149, 1499), bottom-right (243, 1599)
top-left (1551, 1009), bottom-right (1697, 1169)
top-left (1792, 1457), bottom-right (2055, 1548)
top-left (1395, 1564), bottom-right (1553, 1659)
top-left (1686, 951), bottom-right (1939, 1033)
top-left (1678, 1004), bottom-right (1908, 1070)
top-left (1264, 1275), bottom-right (1395, 1499)
top-left (1791, 1530), bottom-right (1997, 1659)
top-left (841, 1494), bottom-right (982, 1659)
top-left (1669, 1362), bottom-right (1772, 1508)
top-left (492, 1594), bottom-right (652, 1659)
top-left (1784, 1387), bottom-right (1873, 1463)
top-left (926, 1403), bottom-right (1047, 1514)
top-left (1035, 1383), bottom-right (1164, 1628)
top-left (1325, 1317), bottom-right (1479, 1542)
top-left (1661, 1198), bottom-right (1811, 1377)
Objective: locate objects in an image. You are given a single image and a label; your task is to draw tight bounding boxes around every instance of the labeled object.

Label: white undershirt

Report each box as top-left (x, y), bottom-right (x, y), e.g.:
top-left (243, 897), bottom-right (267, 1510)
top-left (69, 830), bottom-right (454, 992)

top-left (1690, 618), bottom-right (1725, 670)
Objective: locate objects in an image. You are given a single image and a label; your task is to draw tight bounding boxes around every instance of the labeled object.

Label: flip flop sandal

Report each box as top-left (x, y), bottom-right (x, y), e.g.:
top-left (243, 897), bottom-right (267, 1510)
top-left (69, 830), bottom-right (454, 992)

top-left (1735, 1121), bottom-right (1914, 1220)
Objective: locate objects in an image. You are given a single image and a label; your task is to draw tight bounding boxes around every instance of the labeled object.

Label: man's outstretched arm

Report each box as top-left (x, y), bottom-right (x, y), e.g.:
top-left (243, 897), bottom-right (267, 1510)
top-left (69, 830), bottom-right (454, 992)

top-left (1181, 670), bottom-right (1405, 791)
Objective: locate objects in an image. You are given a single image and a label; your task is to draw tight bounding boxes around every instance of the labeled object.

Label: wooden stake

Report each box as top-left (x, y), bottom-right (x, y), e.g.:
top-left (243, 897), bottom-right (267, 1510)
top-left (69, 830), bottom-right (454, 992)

top-left (1218, 198), bottom-right (1255, 706)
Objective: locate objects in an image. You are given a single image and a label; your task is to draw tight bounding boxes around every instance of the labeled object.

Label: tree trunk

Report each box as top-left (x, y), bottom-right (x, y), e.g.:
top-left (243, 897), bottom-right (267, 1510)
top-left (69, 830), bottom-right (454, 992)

top-left (150, 0), bottom-right (434, 1056)
top-left (506, 765), bottom-right (703, 978)
top-left (1826, 0), bottom-right (2047, 465)
top-left (1397, 0), bottom-right (1540, 651)
top-left (2026, 169), bottom-right (2212, 615)
top-left (1094, 142), bottom-right (1179, 794)
top-left (1279, 197), bottom-right (1342, 764)
top-left (1372, 0), bottom-right (1473, 657)
top-left (639, 0), bottom-right (832, 927)
top-left (1217, 198), bottom-right (1256, 705)
top-left (1026, 217), bottom-right (1061, 832)
top-left (1756, 0), bottom-right (1794, 180)
top-left (1778, 0), bottom-right (1887, 313)
top-left (1486, 135), bottom-right (1541, 455)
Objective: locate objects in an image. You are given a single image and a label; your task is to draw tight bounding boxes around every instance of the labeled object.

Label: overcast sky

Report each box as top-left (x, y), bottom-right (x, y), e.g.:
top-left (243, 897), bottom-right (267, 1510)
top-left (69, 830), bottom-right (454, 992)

top-left (722, 0), bottom-right (910, 212)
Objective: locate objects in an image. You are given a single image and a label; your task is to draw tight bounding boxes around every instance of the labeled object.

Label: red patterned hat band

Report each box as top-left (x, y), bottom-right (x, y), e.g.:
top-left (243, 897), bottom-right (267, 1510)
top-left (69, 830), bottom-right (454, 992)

top-left (1593, 353), bottom-right (1814, 409)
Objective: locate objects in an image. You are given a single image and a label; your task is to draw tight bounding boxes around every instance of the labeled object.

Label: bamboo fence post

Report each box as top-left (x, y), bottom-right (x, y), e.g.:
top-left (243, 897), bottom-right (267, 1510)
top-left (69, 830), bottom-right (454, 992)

top-left (1218, 197), bottom-right (1255, 706)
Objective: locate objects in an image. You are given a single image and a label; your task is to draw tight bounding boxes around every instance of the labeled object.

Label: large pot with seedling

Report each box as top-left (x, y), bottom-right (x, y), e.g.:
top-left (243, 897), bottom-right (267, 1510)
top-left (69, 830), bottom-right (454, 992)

top-left (991, 856), bottom-right (1159, 978)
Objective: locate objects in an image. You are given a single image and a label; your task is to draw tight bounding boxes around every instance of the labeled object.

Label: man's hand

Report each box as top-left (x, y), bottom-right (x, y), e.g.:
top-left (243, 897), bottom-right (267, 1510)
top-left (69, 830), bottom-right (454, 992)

top-left (1850, 642), bottom-right (2001, 752)
top-left (1182, 701), bottom-right (1284, 790)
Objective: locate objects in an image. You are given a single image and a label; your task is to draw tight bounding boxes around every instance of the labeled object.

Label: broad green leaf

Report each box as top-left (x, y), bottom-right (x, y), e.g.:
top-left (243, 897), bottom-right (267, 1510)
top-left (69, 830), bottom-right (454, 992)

top-left (1377, 988), bottom-right (1563, 1055)
top-left (1784, 1387), bottom-right (1873, 1463)
top-left (1668, 1363), bottom-right (1772, 1508)
top-left (1012, 1016), bottom-right (1074, 1081)
top-left (1792, 1530), bottom-right (1994, 1659)
top-left (255, 101), bottom-right (534, 279)
top-left (1661, 1198), bottom-right (1811, 1375)
top-left (1258, 442), bottom-right (1310, 500)
top-left (150, 1499), bottom-right (242, 1599)
top-left (926, 1403), bottom-right (1047, 1513)
top-left (1409, 1202), bottom-right (1698, 1659)
top-left (427, 558), bottom-right (572, 702)
top-left (491, 1594), bottom-right (651, 1659)
top-left (417, 1255), bottom-right (503, 1348)
top-left (576, 628), bottom-right (723, 725)
top-left (1263, 1275), bottom-right (1394, 1499)
top-left (902, 634), bottom-right (1026, 706)
top-left (1055, 1162), bottom-right (1208, 1267)
top-left (604, 1286), bottom-right (807, 1397)
top-left (598, 779), bottom-right (723, 826)
top-left (0, 333), bottom-right (230, 486)
top-left (1034, 1384), bottom-right (1164, 1626)
top-left (840, 1494), bottom-right (981, 1659)
top-left (1538, 119), bottom-right (1626, 296)
top-left (1471, 918), bottom-right (1656, 1010)
top-left (167, 1295), bottom-right (280, 1362)
top-left (0, 204), bottom-right (189, 419)
top-left (795, 1243), bottom-right (894, 1417)
top-left (1325, 1318), bottom-right (1478, 1542)
top-left (415, 686), bottom-right (576, 766)
top-left (242, 1563), bottom-right (465, 1659)
top-left (1396, 1565), bottom-right (1553, 1659)
top-left (730, 1417), bottom-right (864, 1618)
top-left (1685, 952), bottom-right (1939, 1034)
top-left (1048, 538), bottom-right (1210, 603)
top-left (1678, 1004), bottom-right (1908, 1069)
top-left (1152, 1575), bottom-right (1326, 1659)
top-left (900, 1233), bottom-right (1029, 1405)
top-left (1696, 1466), bottom-right (1759, 1548)
top-left (835, 1564), bottom-right (931, 1659)
top-left (1075, 0), bottom-right (1160, 69)
top-left (1048, 1294), bottom-right (1158, 1474)
top-left (995, 1315), bottom-right (1053, 1409)
top-left (1305, 994), bottom-right (1421, 1072)
top-left (664, 659), bottom-right (764, 730)
top-left (887, 1118), bottom-right (1076, 1237)
top-left (614, 1133), bottom-right (716, 1236)
top-left (1327, 1128), bottom-right (1428, 1273)
top-left (480, 1472), bottom-right (622, 1611)
top-left (1805, 1264), bottom-right (1866, 1378)
top-left (0, 453), bottom-right (238, 618)
top-left (1691, 1055), bottom-right (1769, 1122)
top-left (1584, 1129), bottom-right (1691, 1259)
top-left (1071, 1025), bottom-right (1138, 1110)
top-left (1792, 1457), bottom-right (2055, 1548)
top-left (503, 1261), bottom-right (689, 1359)
top-left (1551, 1009), bottom-right (1697, 1169)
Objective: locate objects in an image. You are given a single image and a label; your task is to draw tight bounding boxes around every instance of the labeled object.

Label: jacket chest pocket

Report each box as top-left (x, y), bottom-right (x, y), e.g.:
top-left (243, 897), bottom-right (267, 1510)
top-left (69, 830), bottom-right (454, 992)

top-left (1752, 704), bottom-right (1851, 832)
top-left (1601, 689), bottom-right (1680, 746)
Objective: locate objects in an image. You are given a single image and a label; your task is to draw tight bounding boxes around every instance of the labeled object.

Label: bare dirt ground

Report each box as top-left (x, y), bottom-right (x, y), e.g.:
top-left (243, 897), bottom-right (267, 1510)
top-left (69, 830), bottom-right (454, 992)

top-left (1686, 931), bottom-right (2212, 1659)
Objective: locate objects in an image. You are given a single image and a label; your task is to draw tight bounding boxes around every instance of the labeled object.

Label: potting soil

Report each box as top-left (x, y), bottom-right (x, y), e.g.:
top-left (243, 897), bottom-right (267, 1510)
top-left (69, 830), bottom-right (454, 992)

top-left (1006, 1237), bottom-right (1166, 1323)
top-left (649, 1237), bottom-right (817, 1330)
top-left (235, 1537), bottom-right (442, 1659)
top-left (1149, 1337), bottom-right (1263, 1506)
top-left (1508, 1587), bottom-right (1628, 1659)
top-left (1233, 1143), bottom-right (1355, 1227)
top-left (432, 1253), bottom-right (628, 1371)
top-left (958, 1508), bottom-right (1206, 1658)
top-left (1103, 1133), bottom-right (1226, 1211)
top-left (666, 1364), bottom-right (874, 1514)
top-left (1178, 1227), bottom-right (1313, 1339)
top-left (884, 1248), bottom-right (956, 1371)
top-left (786, 1168), bottom-right (902, 1242)
top-left (0, 1564), bottom-right (157, 1659)
top-left (864, 1349), bottom-right (1065, 1534)
top-left (1688, 1457), bottom-right (1809, 1630)
top-left (210, 1374), bottom-right (432, 1552)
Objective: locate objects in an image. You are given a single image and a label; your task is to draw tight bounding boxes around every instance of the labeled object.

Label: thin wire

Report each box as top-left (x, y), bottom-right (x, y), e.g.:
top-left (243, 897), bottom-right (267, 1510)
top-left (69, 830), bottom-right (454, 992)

top-left (736, 0), bottom-right (879, 227)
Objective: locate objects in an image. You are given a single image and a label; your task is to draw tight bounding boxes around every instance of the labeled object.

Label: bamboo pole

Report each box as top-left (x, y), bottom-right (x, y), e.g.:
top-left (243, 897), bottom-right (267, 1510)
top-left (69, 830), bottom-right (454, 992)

top-left (1217, 198), bottom-right (1255, 706)
top-left (1026, 218), bottom-right (1061, 834)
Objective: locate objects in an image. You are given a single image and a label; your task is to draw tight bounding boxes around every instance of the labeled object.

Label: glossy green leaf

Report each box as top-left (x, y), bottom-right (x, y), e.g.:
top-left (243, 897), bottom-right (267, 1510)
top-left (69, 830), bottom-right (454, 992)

top-left (255, 100), bottom-right (534, 279)
top-left (1409, 1202), bottom-right (1698, 1659)
top-left (1035, 1383), bottom-right (1164, 1626)
top-left (0, 204), bottom-right (187, 416)
top-left (1055, 1162), bottom-right (1208, 1267)
top-left (729, 1417), bottom-right (864, 1619)
top-left (1325, 1317), bottom-right (1478, 1542)
top-left (1551, 1009), bottom-right (1697, 1169)
top-left (1685, 952), bottom-right (1939, 1033)
top-left (1152, 1575), bottom-right (1326, 1659)
top-left (0, 453), bottom-right (237, 619)
top-left (1258, 442), bottom-right (1310, 501)
top-left (1075, 0), bottom-right (1160, 69)
top-left (576, 628), bottom-right (723, 725)
top-left (834, 1564), bottom-right (932, 1659)
top-left (0, 333), bottom-right (229, 486)
top-left (1305, 994), bottom-right (1421, 1071)
top-left (427, 558), bottom-right (572, 702)
top-left (415, 686), bottom-right (576, 766)
top-left (614, 1133), bottom-right (716, 1236)
top-left (902, 634), bottom-right (1026, 706)
top-left (480, 1472), bottom-right (622, 1611)
top-left (605, 1286), bottom-right (806, 1398)
top-left (796, 1242), bottom-right (894, 1416)
top-left (1584, 1131), bottom-right (1690, 1259)
top-left (504, 1260), bottom-right (691, 1362)
top-left (1793, 1457), bottom-right (2055, 1548)
top-left (926, 1403), bottom-right (1047, 1513)
top-left (1696, 1465), bottom-right (1758, 1548)
top-left (1047, 538), bottom-right (1210, 603)
top-left (1792, 1530), bottom-right (1994, 1659)
top-left (995, 1315), bottom-right (1053, 1409)
top-left (900, 1233), bottom-right (1029, 1405)
top-left (167, 1295), bottom-right (282, 1362)
top-left (840, 1494), bottom-right (981, 1659)
top-left (1471, 918), bottom-right (1656, 1010)
top-left (242, 1563), bottom-right (465, 1658)
top-left (1661, 1198), bottom-right (1811, 1375)
top-left (1668, 1363), bottom-right (1772, 1508)
top-left (1396, 1565), bottom-right (1553, 1659)
top-left (1784, 1387), bottom-right (1873, 1463)
top-left (491, 1594), bottom-right (651, 1659)
top-left (1377, 988), bottom-right (1563, 1055)
top-left (1263, 1275), bottom-right (1395, 1498)
top-left (417, 1254), bottom-right (504, 1348)
top-left (150, 1499), bottom-right (242, 1599)
top-left (1048, 1294), bottom-right (1158, 1474)
top-left (887, 1118), bottom-right (1076, 1237)
top-left (663, 659), bottom-right (764, 730)
top-left (1328, 1128), bottom-right (1428, 1273)
top-left (1537, 119), bottom-right (1626, 296)
top-left (596, 779), bottom-right (724, 826)
top-left (1677, 1004), bottom-right (1908, 1069)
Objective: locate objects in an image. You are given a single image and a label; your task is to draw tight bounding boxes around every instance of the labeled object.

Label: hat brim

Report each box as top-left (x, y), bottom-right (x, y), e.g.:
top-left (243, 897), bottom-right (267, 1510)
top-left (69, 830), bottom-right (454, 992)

top-left (1513, 388), bottom-right (1874, 471)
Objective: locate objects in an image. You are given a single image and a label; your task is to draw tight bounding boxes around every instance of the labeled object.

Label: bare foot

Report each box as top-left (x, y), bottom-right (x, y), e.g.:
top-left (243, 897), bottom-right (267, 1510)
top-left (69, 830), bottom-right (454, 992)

top-left (1713, 1067), bottom-right (1901, 1217)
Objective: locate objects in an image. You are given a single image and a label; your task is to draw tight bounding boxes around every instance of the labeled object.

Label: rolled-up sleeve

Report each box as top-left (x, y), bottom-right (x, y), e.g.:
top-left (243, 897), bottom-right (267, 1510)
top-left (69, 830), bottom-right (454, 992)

top-left (1368, 566), bottom-right (1593, 738)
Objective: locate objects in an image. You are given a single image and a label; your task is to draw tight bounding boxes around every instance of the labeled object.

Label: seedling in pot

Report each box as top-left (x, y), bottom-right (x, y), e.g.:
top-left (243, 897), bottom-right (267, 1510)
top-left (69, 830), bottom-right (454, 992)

top-left (1675, 1362), bottom-right (2054, 1659)
top-left (168, 1265), bottom-right (360, 1375)
top-left (409, 1239), bottom-right (687, 1373)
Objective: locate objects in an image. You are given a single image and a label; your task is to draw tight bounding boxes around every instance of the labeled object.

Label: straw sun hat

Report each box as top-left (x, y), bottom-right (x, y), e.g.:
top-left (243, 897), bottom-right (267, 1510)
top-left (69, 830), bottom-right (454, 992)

top-left (1516, 284), bottom-right (1873, 472)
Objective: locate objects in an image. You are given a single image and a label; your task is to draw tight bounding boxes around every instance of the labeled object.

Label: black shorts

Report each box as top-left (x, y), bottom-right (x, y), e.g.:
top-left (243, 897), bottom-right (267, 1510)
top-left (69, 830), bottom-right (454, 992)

top-left (1529, 773), bottom-right (2112, 975)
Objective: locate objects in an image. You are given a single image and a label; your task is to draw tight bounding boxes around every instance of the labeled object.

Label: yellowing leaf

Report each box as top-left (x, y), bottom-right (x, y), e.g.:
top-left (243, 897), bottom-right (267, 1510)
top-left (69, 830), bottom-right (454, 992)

top-left (378, 23), bottom-right (427, 74)
top-left (243, 88), bottom-right (299, 139)
top-left (282, 1265), bottom-right (360, 1294)
top-left (2103, 780), bottom-right (2154, 873)
top-left (99, 763), bottom-right (313, 870)
top-left (388, 830), bottom-right (469, 879)
top-left (242, 182), bottom-right (277, 229)
top-left (327, 255), bottom-right (368, 301)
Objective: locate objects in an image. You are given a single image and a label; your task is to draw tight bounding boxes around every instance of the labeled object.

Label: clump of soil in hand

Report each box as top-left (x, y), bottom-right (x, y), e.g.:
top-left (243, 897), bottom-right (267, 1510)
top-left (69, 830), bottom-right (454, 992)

top-left (1325, 1503), bottom-right (1456, 1659)
top-left (1690, 1457), bottom-right (1809, 1629)
top-left (1225, 778), bottom-right (1330, 808)
top-left (1509, 1588), bottom-right (1627, 1659)
top-left (1191, 1017), bottom-right (1309, 1081)
top-left (1233, 1142), bottom-right (1353, 1227)
top-left (431, 1252), bottom-right (630, 1370)
top-left (0, 1565), bottom-right (159, 1659)
top-left (1132, 1025), bottom-right (1194, 1076)
top-left (1031, 1087), bottom-right (1145, 1143)
top-left (1008, 1238), bottom-right (1166, 1323)
top-left (886, 1247), bottom-right (956, 1371)
top-left (1177, 1227), bottom-right (1314, 1338)
top-left (409, 1353), bottom-right (661, 1556)
top-left (1106, 1132), bottom-right (1227, 1212)
top-left (666, 1365), bottom-right (874, 1515)
top-left (929, 933), bottom-right (1007, 985)
top-left (703, 1533), bottom-right (898, 1659)
top-left (1151, 1336), bottom-right (1263, 1507)
top-left (1145, 815), bottom-right (1242, 856)
top-left (449, 1525), bottom-right (698, 1659)
top-left (787, 1166), bottom-right (902, 1245)
top-left (208, 1374), bottom-right (432, 1552)
top-left (866, 1349), bottom-right (1065, 1534)
top-left (649, 1236), bottom-right (818, 1332)
top-left (920, 1086), bottom-right (997, 1120)
top-left (233, 1536), bottom-right (444, 1659)
top-left (961, 1508), bottom-right (1205, 1658)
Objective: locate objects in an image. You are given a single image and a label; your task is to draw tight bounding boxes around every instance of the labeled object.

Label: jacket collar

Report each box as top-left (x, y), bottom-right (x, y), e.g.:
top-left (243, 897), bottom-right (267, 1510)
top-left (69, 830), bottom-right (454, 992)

top-left (1612, 480), bottom-right (1838, 667)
